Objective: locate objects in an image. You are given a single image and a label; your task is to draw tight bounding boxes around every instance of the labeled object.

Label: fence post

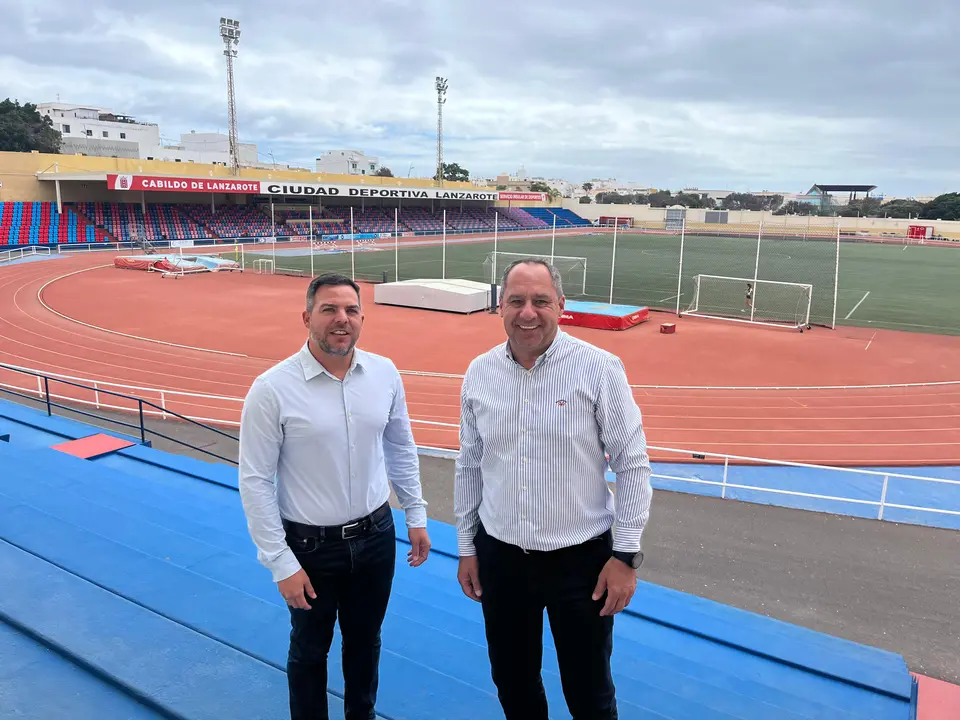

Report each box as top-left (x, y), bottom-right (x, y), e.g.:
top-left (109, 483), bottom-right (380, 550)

top-left (721, 456), bottom-right (729, 499)
top-left (346, 206), bottom-right (354, 280)
top-left (831, 224), bottom-right (841, 329)
top-left (750, 220), bottom-right (763, 323)
top-left (675, 218), bottom-right (686, 315)
top-left (43, 376), bottom-right (52, 416)
top-left (94, 382), bottom-right (101, 409)
top-left (550, 214), bottom-right (556, 263)
top-left (608, 221), bottom-right (618, 304)
top-left (878, 475), bottom-right (889, 520)
top-left (138, 400), bottom-right (146, 445)
top-left (160, 391), bottom-right (167, 420)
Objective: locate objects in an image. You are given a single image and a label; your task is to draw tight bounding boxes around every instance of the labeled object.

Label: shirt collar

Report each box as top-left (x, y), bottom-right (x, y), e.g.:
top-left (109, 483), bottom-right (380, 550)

top-left (503, 329), bottom-right (567, 367)
top-left (299, 341), bottom-right (364, 381)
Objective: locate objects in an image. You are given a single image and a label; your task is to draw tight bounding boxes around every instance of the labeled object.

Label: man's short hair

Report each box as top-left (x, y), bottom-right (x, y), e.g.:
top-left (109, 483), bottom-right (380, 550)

top-left (500, 258), bottom-right (564, 300)
top-left (306, 273), bottom-right (361, 311)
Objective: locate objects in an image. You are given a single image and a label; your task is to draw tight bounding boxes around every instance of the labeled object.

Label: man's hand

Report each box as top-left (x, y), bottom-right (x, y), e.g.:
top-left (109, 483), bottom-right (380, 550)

top-left (592, 557), bottom-right (637, 616)
top-left (457, 556), bottom-right (483, 602)
top-left (408, 527), bottom-right (431, 567)
top-left (278, 568), bottom-right (316, 610)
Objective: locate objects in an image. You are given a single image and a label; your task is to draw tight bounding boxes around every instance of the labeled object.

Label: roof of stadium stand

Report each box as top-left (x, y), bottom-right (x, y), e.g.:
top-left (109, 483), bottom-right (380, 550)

top-left (809, 184), bottom-right (878, 193)
top-left (34, 169), bottom-right (546, 203)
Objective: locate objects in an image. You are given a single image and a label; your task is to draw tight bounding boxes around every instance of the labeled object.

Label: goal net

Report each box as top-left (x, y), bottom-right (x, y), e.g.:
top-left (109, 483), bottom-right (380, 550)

top-left (482, 251), bottom-right (587, 296)
top-left (682, 274), bottom-right (812, 330)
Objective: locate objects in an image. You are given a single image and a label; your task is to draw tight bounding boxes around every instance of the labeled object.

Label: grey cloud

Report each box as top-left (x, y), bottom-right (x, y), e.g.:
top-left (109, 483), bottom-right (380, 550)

top-left (1, 0), bottom-right (958, 195)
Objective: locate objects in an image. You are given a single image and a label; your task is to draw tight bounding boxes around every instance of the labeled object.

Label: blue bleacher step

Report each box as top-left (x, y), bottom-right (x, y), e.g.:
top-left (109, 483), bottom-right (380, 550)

top-left (0, 622), bottom-right (166, 720)
top-left (0, 539), bottom-right (300, 720)
top-left (0, 471), bottom-right (861, 720)
top-left (0, 501), bottom-right (505, 719)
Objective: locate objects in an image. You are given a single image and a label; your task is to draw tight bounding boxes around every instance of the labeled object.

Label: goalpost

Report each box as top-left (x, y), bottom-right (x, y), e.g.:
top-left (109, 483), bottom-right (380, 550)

top-left (682, 274), bottom-right (813, 331)
top-left (482, 251), bottom-right (587, 296)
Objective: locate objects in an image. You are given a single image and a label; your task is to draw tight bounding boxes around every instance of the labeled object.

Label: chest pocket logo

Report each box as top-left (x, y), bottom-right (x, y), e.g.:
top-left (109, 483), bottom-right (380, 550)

top-left (556, 400), bottom-right (566, 406)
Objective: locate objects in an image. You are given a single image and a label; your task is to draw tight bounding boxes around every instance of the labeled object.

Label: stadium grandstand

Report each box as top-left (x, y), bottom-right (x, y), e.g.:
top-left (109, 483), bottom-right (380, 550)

top-left (0, 151), bottom-right (591, 247)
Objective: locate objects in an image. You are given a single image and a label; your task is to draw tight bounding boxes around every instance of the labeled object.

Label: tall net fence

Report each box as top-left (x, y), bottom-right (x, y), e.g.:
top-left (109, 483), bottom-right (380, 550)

top-left (221, 218), bottom-right (849, 329)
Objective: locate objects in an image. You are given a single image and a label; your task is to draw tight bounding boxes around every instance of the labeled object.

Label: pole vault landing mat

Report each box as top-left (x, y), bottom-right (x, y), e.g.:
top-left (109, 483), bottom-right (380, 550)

top-left (559, 300), bottom-right (649, 331)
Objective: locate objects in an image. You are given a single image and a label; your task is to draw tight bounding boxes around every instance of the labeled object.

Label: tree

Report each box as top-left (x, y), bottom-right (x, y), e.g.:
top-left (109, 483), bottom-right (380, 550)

top-left (434, 162), bottom-right (469, 182)
top-left (721, 193), bottom-right (783, 212)
top-left (877, 199), bottom-right (925, 219)
top-left (579, 196), bottom-right (592, 204)
top-left (582, 182), bottom-right (593, 192)
top-left (837, 197), bottom-right (883, 217)
top-left (374, 166), bottom-right (394, 177)
top-left (0, 98), bottom-right (61, 153)
top-left (529, 181), bottom-right (561, 202)
top-left (919, 193), bottom-right (960, 221)
top-left (773, 201), bottom-right (820, 216)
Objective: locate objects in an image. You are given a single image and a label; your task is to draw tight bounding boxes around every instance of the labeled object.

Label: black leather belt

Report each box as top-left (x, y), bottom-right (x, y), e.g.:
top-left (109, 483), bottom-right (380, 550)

top-left (282, 502), bottom-right (391, 541)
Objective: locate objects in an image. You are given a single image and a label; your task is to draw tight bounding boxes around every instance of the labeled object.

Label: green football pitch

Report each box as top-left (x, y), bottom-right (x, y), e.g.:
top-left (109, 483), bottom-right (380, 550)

top-left (242, 232), bottom-right (960, 335)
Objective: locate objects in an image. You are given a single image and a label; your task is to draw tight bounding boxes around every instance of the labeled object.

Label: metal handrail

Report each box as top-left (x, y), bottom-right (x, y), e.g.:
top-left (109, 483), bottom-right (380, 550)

top-left (0, 362), bottom-right (238, 465)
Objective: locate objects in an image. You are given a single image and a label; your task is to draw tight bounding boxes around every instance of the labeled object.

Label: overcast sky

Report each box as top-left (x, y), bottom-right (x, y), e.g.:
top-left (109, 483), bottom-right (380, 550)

top-left (1, 0), bottom-right (958, 197)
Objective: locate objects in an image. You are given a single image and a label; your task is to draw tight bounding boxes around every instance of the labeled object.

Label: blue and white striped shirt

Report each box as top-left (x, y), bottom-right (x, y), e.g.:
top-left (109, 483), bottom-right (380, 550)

top-left (454, 330), bottom-right (653, 557)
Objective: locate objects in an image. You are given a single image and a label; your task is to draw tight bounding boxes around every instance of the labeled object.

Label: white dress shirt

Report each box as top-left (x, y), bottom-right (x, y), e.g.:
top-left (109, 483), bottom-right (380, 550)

top-left (239, 342), bottom-right (427, 582)
top-left (454, 330), bottom-right (652, 557)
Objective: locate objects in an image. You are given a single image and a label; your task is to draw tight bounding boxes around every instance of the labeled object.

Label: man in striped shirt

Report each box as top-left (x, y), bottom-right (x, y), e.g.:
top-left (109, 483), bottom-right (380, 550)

top-left (454, 258), bottom-right (653, 720)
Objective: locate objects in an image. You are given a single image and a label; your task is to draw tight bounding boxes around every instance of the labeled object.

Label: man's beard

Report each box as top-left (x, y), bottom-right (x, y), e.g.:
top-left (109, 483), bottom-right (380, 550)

top-left (314, 330), bottom-right (356, 357)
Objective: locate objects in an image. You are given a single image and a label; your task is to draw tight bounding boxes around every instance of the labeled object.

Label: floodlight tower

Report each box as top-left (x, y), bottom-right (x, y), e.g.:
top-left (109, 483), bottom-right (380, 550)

top-left (219, 17), bottom-right (241, 175)
top-left (435, 76), bottom-right (448, 187)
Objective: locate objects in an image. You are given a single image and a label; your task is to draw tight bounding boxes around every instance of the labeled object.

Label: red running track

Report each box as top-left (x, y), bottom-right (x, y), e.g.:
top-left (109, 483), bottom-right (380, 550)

top-left (2, 250), bottom-right (960, 466)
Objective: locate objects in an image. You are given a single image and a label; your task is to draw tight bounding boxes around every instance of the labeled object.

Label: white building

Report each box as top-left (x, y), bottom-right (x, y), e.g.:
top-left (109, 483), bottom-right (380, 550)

top-left (315, 149), bottom-right (380, 176)
top-left (160, 131), bottom-right (258, 166)
top-left (37, 102), bottom-right (258, 166)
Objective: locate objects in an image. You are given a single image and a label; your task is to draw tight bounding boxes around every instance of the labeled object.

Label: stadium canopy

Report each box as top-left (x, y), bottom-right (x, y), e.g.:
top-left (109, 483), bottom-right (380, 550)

top-left (807, 184), bottom-right (877, 201)
top-left (34, 169), bottom-right (545, 212)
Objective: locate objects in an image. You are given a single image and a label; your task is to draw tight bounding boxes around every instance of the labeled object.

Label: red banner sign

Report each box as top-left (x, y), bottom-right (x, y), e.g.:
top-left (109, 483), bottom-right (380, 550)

top-left (106, 174), bottom-right (261, 194)
top-left (498, 191), bottom-right (547, 201)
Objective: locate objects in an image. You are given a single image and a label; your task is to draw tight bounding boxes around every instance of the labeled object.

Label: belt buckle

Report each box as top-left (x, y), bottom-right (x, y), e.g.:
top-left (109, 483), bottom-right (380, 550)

top-left (341, 520), bottom-right (362, 539)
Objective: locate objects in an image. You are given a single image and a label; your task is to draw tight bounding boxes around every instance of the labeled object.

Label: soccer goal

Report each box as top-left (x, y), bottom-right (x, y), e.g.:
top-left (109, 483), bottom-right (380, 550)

top-left (682, 274), bottom-right (813, 331)
top-left (482, 251), bottom-right (587, 296)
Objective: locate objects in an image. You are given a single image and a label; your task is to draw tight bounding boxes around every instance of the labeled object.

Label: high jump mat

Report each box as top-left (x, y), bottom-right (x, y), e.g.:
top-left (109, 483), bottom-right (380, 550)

top-left (560, 300), bottom-right (649, 330)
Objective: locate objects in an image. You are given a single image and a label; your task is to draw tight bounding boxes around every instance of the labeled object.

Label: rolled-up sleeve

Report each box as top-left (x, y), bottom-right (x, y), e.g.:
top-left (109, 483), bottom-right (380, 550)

top-left (595, 355), bottom-right (653, 554)
top-left (454, 366), bottom-right (484, 557)
top-left (383, 369), bottom-right (428, 528)
top-left (238, 377), bottom-right (302, 583)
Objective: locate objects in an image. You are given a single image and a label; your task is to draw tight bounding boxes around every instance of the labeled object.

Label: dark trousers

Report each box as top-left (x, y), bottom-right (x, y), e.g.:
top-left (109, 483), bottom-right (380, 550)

top-left (284, 507), bottom-right (396, 720)
top-left (475, 524), bottom-right (618, 720)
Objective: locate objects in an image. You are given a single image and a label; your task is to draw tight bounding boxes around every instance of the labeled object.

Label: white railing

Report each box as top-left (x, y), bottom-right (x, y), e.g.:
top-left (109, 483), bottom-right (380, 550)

top-left (1, 363), bottom-right (957, 529)
top-left (645, 445), bottom-right (960, 523)
top-left (0, 246), bottom-right (52, 265)
top-left (0, 365), bottom-right (243, 428)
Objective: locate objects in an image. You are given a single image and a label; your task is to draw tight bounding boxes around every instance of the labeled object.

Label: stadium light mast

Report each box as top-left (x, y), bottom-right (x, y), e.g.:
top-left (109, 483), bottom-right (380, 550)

top-left (435, 76), bottom-right (448, 187)
top-left (219, 17), bottom-right (241, 175)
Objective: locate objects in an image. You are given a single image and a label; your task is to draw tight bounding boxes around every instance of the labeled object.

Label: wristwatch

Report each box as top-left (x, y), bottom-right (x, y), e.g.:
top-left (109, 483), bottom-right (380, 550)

top-left (612, 550), bottom-right (644, 569)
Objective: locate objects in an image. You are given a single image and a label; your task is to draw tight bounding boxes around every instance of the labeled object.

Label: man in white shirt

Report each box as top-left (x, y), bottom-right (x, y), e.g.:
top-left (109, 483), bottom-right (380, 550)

top-left (239, 272), bottom-right (431, 720)
top-left (454, 258), bottom-right (653, 720)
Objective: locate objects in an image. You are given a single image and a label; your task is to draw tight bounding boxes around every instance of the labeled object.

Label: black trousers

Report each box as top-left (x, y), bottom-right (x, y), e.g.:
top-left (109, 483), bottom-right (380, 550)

top-left (475, 523), bottom-right (618, 720)
top-left (284, 506), bottom-right (396, 720)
